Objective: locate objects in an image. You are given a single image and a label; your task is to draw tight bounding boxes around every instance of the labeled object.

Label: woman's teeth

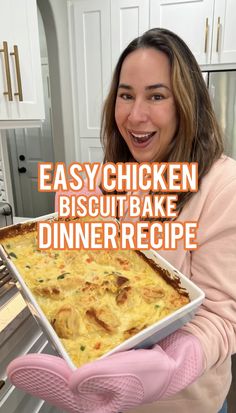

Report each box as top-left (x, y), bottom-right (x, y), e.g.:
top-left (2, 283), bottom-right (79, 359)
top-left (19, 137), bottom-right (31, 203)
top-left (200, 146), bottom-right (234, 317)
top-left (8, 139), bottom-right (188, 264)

top-left (130, 132), bottom-right (155, 143)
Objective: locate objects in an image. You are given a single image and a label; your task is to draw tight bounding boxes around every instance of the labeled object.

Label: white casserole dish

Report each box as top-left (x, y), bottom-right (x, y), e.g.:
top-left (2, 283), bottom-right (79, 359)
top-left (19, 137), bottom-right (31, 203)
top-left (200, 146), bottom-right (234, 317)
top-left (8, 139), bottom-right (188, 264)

top-left (0, 214), bottom-right (205, 370)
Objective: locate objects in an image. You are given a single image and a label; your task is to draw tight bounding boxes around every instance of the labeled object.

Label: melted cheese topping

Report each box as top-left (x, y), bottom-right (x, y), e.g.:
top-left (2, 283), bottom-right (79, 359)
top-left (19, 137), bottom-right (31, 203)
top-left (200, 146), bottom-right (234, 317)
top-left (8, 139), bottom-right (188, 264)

top-left (1, 220), bottom-right (189, 367)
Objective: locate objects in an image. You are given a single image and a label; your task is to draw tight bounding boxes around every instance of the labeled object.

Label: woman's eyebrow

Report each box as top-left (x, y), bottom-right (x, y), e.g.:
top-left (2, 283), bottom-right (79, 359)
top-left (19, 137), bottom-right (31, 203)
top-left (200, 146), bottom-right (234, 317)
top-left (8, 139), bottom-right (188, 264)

top-left (118, 83), bottom-right (132, 90)
top-left (118, 83), bottom-right (170, 91)
top-left (145, 83), bottom-right (170, 91)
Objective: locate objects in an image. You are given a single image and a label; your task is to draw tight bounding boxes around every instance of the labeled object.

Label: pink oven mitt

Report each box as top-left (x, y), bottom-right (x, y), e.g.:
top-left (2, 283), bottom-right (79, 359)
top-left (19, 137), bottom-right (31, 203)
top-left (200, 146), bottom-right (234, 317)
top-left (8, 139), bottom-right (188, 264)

top-left (7, 330), bottom-right (204, 413)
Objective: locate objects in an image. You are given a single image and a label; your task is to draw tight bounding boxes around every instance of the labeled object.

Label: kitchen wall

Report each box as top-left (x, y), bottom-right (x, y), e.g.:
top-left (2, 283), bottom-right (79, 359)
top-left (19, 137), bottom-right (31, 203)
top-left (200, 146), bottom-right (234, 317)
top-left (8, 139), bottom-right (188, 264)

top-left (37, 0), bottom-right (75, 165)
top-left (39, 1), bottom-right (236, 166)
top-left (0, 132), bottom-right (14, 209)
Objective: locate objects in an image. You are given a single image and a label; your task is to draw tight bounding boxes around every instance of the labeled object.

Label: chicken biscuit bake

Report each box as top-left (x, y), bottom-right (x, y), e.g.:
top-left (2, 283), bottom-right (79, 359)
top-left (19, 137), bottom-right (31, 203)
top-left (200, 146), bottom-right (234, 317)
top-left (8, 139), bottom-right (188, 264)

top-left (0, 217), bottom-right (189, 367)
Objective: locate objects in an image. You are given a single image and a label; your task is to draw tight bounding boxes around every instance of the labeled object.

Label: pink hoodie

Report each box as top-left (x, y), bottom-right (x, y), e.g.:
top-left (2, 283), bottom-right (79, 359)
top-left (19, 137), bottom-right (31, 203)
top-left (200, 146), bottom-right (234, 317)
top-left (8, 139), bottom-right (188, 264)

top-left (7, 156), bottom-right (236, 413)
top-left (127, 155), bottom-right (236, 413)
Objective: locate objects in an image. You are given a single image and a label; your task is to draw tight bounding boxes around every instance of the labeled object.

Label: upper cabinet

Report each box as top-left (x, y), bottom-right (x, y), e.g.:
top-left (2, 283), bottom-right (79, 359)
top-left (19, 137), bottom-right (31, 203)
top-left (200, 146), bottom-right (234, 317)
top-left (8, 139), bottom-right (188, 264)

top-left (0, 0), bottom-right (44, 127)
top-left (68, 0), bottom-right (111, 162)
top-left (150, 0), bottom-right (236, 66)
top-left (68, 0), bottom-right (236, 163)
top-left (211, 0), bottom-right (236, 64)
top-left (68, 0), bottom-right (151, 162)
top-left (111, 0), bottom-right (149, 70)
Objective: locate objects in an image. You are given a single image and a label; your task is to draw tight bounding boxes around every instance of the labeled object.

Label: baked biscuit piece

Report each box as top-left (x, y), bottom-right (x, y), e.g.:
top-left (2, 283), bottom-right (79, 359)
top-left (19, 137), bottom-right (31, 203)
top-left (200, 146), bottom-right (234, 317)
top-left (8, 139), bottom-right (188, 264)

top-left (52, 305), bottom-right (80, 339)
top-left (86, 306), bottom-right (120, 333)
top-left (141, 286), bottom-right (165, 303)
top-left (33, 285), bottom-right (63, 300)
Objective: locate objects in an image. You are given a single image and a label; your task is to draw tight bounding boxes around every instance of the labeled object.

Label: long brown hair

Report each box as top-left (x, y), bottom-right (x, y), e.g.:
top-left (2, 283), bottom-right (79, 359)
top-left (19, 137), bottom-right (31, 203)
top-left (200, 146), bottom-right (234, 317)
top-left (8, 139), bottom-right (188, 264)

top-left (101, 28), bottom-right (224, 214)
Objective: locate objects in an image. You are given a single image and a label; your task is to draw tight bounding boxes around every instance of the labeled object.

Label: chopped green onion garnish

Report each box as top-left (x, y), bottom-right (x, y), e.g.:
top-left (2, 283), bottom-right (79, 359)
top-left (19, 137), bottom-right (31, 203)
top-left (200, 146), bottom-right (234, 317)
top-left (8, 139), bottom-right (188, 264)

top-left (9, 252), bottom-right (17, 259)
top-left (57, 272), bottom-right (70, 280)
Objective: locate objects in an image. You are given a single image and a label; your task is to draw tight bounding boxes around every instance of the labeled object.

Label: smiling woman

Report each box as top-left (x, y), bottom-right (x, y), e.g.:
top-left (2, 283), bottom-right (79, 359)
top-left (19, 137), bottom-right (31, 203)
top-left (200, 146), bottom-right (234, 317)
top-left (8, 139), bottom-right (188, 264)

top-left (6, 28), bottom-right (236, 413)
top-left (115, 48), bottom-right (177, 163)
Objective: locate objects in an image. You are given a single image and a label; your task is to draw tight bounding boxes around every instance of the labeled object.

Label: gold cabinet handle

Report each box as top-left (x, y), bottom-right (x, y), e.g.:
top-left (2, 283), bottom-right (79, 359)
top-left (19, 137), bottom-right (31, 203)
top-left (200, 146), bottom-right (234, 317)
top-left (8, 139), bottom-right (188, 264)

top-left (0, 41), bottom-right (13, 101)
top-left (10, 45), bottom-right (23, 101)
top-left (216, 17), bottom-right (221, 52)
top-left (204, 17), bottom-right (209, 53)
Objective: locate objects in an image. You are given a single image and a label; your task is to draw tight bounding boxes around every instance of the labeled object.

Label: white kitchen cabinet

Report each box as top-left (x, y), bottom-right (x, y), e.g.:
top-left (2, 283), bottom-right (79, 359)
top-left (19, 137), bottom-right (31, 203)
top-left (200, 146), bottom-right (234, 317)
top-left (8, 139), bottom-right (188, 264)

top-left (0, 0), bottom-right (44, 127)
top-left (68, 0), bottom-right (236, 163)
top-left (211, 0), bottom-right (236, 64)
top-left (150, 0), bottom-right (236, 66)
top-left (111, 0), bottom-right (149, 70)
top-left (68, 0), bottom-right (111, 161)
top-left (68, 0), bottom-right (150, 162)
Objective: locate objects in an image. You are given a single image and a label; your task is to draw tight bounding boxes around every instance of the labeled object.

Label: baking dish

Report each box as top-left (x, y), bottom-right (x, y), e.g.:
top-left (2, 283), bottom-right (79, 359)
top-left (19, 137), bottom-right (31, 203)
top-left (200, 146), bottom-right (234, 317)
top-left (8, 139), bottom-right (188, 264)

top-left (0, 214), bottom-right (204, 370)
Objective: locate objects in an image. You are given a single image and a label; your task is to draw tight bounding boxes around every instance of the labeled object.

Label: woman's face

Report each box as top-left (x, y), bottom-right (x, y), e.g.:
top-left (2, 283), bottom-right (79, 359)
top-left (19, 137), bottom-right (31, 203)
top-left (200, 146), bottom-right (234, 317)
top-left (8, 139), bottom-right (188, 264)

top-left (115, 48), bottom-right (178, 162)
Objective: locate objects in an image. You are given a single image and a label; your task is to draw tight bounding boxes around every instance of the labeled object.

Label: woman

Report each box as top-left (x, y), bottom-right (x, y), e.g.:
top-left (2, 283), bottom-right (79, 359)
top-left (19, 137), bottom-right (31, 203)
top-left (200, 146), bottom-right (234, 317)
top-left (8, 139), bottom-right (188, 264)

top-left (7, 28), bottom-right (236, 413)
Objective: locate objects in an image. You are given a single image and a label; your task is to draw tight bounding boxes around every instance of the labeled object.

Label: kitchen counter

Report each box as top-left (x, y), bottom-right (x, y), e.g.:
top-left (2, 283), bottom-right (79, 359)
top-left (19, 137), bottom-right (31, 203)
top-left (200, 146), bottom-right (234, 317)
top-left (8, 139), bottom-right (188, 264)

top-left (0, 216), bottom-right (30, 344)
top-left (0, 215), bottom-right (54, 346)
top-left (0, 288), bottom-right (29, 345)
top-left (13, 216), bottom-right (30, 224)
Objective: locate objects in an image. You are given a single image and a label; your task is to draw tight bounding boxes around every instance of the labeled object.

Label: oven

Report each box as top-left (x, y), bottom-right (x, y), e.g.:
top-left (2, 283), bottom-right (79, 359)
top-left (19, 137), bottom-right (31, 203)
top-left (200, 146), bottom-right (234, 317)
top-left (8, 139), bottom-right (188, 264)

top-left (0, 257), bottom-right (15, 299)
top-left (0, 202), bottom-right (13, 229)
top-left (0, 214), bottom-right (60, 413)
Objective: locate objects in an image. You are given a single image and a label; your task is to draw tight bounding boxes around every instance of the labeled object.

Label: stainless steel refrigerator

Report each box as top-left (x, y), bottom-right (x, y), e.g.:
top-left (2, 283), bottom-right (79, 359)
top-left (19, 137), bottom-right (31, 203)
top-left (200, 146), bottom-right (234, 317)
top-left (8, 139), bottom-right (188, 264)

top-left (203, 71), bottom-right (236, 160)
